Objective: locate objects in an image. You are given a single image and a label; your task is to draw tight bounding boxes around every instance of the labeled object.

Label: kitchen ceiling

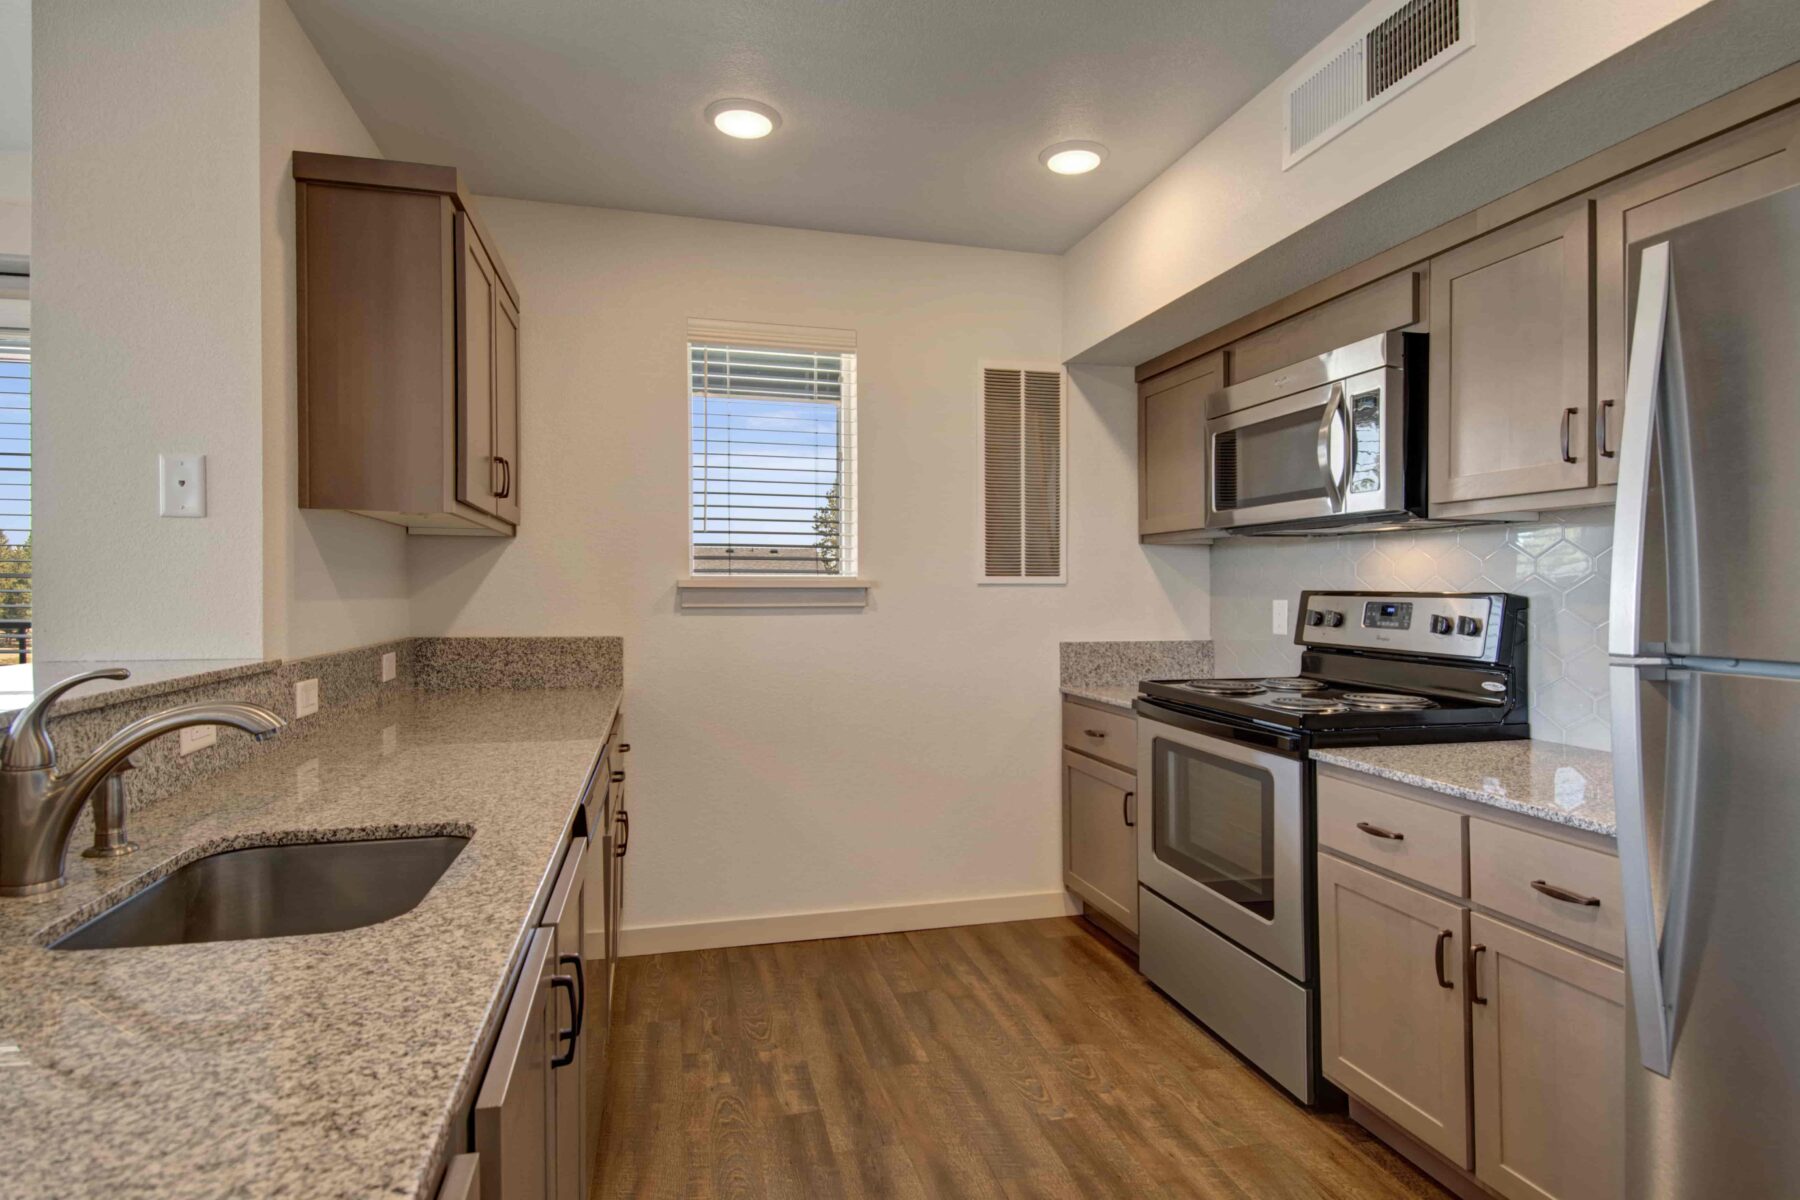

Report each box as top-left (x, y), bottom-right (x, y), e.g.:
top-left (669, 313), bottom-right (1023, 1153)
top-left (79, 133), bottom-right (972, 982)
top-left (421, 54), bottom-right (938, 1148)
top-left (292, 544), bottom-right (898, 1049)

top-left (287, 0), bottom-right (1365, 253)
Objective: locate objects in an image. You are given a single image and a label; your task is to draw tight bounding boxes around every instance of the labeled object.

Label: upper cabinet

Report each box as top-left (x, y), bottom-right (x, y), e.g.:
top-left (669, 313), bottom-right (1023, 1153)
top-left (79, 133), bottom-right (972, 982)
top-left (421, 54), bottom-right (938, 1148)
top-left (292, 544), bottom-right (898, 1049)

top-left (1137, 351), bottom-right (1223, 541)
top-left (295, 152), bottom-right (522, 536)
top-left (1428, 202), bottom-right (1594, 510)
top-left (1594, 108), bottom-right (1800, 486)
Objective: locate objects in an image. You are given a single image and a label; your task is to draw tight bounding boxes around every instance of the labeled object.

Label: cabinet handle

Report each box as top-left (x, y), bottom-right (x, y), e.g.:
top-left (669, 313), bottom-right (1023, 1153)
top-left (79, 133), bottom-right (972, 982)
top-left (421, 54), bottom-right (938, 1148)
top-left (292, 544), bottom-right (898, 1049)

top-left (550, 973), bottom-right (578, 1067)
top-left (1530, 879), bottom-right (1601, 907)
top-left (1600, 399), bottom-right (1617, 458)
top-left (615, 810), bottom-right (629, 857)
top-left (1561, 408), bottom-right (1578, 464)
top-left (558, 952), bottom-right (586, 1040)
top-left (1469, 943), bottom-right (1489, 1006)
top-left (1355, 821), bottom-right (1404, 841)
top-left (1434, 929), bottom-right (1454, 989)
top-left (1083, 728), bottom-right (1106, 739)
top-left (494, 456), bottom-right (512, 499)
top-left (618, 743), bottom-right (631, 753)
top-left (611, 770), bottom-right (626, 783)
top-left (1122, 791), bottom-right (1136, 828)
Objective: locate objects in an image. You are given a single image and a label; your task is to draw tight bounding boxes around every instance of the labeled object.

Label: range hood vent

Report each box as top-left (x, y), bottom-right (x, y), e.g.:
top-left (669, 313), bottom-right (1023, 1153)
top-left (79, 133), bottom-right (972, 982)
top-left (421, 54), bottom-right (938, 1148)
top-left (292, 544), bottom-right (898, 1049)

top-left (1284, 0), bottom-right (1474, 169)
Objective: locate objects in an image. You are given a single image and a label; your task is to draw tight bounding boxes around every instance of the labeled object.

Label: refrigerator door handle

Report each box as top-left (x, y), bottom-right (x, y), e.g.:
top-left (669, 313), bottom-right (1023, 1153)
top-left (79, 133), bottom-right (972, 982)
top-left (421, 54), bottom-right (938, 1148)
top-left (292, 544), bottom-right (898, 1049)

top-left (1612, 664), bottom-right (1700, 1077)
top-left (1609, 242), bottom-right (1671, 658)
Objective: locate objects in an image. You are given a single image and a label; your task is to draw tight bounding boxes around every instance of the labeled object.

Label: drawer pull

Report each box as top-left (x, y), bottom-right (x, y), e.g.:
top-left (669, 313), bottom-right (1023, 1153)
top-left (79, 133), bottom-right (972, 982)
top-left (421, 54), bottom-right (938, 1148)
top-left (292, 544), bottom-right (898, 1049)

top-left (1531, 879), bottom-right (1601, 907)
top-left (1560, 407), bottom-right (1579, 464)
top-left (1082, 728), bottom-right (1107, 739)
top-left (1356, 821), bottom-right (1405, 841)
top-left (1122, 791), bottom-right (1136, 828)
top-left (1434, 929), bottom-right (1454, 989)
top-left (1469, 944), bottom-right (1489, 1005)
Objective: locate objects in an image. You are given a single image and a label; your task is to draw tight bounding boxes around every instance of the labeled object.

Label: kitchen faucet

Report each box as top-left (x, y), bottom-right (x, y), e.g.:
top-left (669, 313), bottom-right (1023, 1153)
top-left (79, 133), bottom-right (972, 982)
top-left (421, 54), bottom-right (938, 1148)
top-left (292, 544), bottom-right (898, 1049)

top-left (0, 668), bottom-right (286, 896)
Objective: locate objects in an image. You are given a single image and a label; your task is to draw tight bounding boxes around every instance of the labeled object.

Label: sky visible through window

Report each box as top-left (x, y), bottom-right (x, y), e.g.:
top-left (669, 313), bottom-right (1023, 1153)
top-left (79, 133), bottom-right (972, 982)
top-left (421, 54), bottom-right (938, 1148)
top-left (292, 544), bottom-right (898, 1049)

top-left (0, 336), bottom-right (29, 662)
top-left (690, 343), bottom-right (850, 576)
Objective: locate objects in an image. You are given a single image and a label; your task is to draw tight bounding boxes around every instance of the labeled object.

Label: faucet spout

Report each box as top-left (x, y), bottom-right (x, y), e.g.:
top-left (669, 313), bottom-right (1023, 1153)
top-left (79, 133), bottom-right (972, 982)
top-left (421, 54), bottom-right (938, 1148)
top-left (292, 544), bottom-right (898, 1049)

top-left (0, 700), bottom-right (286, 896)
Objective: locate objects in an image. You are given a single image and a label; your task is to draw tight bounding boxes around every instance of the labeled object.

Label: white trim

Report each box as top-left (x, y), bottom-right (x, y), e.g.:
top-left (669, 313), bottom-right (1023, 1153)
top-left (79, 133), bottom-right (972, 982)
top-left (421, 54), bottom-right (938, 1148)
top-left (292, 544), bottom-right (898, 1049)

top-left (676, 577), bottom-right (871, 609)
top-left (678, 575), bottom-right (875, 588)
top-left (976, 361), bottom-right (1068, 586)
top-left (613, 889), bottom-right (1078, 957)
top-left (686, 316), bottom-right (857, 352)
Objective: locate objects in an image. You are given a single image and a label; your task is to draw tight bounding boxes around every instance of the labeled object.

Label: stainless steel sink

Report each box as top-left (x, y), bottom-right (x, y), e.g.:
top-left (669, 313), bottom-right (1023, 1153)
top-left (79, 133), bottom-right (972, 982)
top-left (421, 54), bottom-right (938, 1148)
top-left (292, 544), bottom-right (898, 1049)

top-left (49, 835), bottom-right (469, 950)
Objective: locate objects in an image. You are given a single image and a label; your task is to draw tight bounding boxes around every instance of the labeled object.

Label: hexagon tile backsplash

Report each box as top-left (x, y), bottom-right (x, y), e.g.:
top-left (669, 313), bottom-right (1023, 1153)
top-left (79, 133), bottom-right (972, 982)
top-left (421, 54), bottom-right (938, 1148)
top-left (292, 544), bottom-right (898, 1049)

top-left (1207, 509), bottom-right (1614, 750)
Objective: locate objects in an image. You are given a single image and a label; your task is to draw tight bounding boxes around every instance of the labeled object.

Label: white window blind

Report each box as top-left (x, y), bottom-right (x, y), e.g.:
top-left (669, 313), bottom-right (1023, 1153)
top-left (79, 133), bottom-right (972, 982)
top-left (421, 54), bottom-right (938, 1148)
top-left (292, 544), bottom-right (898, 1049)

top-left (0, 326), bottom-right (27, 663)
top-left (981, 365), bottom-right (1064, 582)
top-left (689, 327), bottom-right (857, 577)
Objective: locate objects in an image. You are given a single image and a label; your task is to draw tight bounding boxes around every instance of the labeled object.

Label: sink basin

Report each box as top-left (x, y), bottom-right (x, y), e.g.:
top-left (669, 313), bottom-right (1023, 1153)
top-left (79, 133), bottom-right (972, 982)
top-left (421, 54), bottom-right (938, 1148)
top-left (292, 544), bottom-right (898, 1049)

top-left (50, 835), bottom-right (469, 950)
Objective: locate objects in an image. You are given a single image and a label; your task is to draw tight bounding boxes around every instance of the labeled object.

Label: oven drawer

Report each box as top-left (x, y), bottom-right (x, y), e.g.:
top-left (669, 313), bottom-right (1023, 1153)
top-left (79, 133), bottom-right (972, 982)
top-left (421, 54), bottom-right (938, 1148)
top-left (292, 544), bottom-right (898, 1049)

top-left (1469, 820), bottom-right (1622, 958)
top-left (1062, 700), bottom-right (1135, 770)
top-left (1318, 773), bottom-right (1466, 896)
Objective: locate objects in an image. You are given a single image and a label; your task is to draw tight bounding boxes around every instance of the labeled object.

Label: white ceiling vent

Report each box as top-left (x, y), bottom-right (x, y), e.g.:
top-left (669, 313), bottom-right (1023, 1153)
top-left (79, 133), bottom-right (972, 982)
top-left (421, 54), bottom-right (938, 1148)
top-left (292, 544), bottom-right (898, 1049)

top-left (980, 365), bottom-right (1065, 584)
top-left (1284, 0), bottom-right (1474, 169)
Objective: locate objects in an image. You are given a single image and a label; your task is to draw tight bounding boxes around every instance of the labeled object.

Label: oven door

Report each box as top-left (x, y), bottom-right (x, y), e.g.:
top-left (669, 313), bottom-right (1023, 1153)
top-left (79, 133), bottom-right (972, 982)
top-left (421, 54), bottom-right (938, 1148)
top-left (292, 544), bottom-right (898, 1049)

top-left (1207, 366), bottom-right (1402, 529)
top-left (1136, 710), bottom-right (1309, 981)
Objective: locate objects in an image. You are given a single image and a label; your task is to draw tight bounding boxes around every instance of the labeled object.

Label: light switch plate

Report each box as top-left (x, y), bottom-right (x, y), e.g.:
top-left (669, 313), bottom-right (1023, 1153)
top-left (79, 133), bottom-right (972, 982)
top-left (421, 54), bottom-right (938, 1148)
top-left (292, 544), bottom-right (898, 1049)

top-left (158, 454), bottom-right (206, 517)
top-left (294, 678), bottom-right (320, 718)
top-left (178, 726), bottom-right (217, 756)
top-left (1272, 598), bottom-right (1290, 635)
top-left (380, 652), bottom-right (396, 683)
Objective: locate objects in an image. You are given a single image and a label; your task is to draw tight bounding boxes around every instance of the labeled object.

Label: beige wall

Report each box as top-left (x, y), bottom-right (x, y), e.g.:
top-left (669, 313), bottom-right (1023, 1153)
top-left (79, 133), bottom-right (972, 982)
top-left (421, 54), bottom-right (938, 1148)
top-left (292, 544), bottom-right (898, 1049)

top-left (0, 151), bottom-right (25, 258)
top-left (34, 0), bottom-right (266, 660)
top-left (408, 200), bottom-right (1211, 936)
top-left (258, 0), bottom-right (409, 660)
top-left (1061, 0), bottom-right (1713, 360)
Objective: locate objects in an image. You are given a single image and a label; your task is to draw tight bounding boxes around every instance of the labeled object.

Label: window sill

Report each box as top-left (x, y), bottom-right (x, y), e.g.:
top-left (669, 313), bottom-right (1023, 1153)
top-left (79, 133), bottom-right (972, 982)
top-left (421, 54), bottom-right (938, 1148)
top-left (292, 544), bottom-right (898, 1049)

top-left (676, 577), bottom-right (873, 610)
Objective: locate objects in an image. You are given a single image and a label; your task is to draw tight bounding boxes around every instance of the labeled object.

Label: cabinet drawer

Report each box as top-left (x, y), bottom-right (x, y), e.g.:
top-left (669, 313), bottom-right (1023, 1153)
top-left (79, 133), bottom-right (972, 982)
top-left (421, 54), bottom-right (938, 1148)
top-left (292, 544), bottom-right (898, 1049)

top-left (1062, 701), bottom-right (1135, 770)
top-left (1318, 773), bottom-right (1465, 895)
top-left (1469, 819), bottom-right (1622, 957)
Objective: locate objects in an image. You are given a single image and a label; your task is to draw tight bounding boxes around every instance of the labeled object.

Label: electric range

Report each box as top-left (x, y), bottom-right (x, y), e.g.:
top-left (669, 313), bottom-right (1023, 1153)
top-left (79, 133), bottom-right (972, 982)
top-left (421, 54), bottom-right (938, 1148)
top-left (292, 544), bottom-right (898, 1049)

top-left (1131, 591), bottom-right (1529, 1105)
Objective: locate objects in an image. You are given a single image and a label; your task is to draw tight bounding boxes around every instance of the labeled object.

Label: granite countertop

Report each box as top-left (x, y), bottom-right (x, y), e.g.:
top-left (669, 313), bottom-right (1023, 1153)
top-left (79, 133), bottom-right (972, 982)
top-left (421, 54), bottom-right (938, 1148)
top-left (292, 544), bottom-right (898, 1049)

top-left (0, 683), bottom-right (621, 1199)
top-left (1060, 684), bottom-right (1139, 712)
top-left (1312, 739), bottom-right (1615, 837)
top-left (0, 658), bottom-right (281, 722)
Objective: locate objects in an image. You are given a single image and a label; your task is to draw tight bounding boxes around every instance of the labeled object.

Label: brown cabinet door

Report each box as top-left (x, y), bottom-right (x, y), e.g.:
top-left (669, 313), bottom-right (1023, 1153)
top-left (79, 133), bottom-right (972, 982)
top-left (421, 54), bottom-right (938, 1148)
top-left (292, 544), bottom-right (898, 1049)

top-left (1429, 202), bottom-right (1594, 505)
top-left (1138, 351), bottom-right (1223, 537)
top-left (1318, 852), bottom-right (1472, 1167)
top-left (1062, 749), bottom-right (1137, 934)
top-left (1594, 109), bottom-right (1800, 484)
top-left (456, 213), bottom-right (501, 518)
top-left (494, 284), bottom-right (522, 525)
top-left (1470, 913), bottom-right (1624, 1200)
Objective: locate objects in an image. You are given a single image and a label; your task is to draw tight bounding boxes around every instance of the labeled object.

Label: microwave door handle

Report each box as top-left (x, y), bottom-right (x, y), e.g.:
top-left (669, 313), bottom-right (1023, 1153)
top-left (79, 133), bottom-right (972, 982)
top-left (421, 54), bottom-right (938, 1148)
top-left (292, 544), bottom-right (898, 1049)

top-left (1315, 382), bottom-right (1348, 510)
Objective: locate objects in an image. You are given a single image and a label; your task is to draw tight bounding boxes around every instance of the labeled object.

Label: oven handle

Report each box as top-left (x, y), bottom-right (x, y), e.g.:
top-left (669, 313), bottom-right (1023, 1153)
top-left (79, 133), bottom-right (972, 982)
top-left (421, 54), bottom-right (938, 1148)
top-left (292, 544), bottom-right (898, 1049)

top-left (1132, 698), bottom-right (1305, 756)
top-left (1315, 381), bottom-right (1350, 511)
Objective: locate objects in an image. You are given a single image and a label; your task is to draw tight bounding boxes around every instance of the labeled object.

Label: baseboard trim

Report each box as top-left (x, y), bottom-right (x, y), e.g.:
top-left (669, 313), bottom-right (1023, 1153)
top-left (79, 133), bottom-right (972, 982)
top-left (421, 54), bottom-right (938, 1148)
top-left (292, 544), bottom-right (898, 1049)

top-left (610, 889), bottom-right (1079, 957)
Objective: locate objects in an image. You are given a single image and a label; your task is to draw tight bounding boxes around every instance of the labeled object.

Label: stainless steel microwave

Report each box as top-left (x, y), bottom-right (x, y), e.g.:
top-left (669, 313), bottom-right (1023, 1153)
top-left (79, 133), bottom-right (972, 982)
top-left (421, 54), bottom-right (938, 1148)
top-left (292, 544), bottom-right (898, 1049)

top-left (1207, 332), bottom-right (1427, 534)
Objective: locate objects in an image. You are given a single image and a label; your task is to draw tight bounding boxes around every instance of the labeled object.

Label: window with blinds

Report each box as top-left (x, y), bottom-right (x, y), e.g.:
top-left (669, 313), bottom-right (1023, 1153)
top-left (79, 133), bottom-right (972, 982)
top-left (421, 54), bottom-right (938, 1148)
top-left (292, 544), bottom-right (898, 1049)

top-left (0, 327), bottom-right (28, 663)
top-left (981, 365), bottom-right (1064, 583)
top-left (689, 328), bottom-right (858, 577)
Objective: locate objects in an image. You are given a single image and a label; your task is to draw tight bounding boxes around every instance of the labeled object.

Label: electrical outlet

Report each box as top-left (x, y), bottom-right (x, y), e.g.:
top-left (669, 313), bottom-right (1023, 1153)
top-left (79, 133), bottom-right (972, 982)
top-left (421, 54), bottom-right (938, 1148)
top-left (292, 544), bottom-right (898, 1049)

top-left (158, 454), bottom-right (207, 517)
top-left (1272, 598), bottom-right (1290, 635)
top-left (178, 725), bottom-right (217, 756)
top-left (294, 678), bottom-right (320, 718)
top-left (380, 651), bottom-right (396, 683)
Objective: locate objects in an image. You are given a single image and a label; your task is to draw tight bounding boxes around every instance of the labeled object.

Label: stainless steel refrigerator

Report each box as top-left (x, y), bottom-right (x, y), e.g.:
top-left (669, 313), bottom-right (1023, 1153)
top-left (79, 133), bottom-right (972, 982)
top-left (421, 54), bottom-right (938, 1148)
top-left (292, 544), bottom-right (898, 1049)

top-left (1610, 182), bottom-right (1800, 1197)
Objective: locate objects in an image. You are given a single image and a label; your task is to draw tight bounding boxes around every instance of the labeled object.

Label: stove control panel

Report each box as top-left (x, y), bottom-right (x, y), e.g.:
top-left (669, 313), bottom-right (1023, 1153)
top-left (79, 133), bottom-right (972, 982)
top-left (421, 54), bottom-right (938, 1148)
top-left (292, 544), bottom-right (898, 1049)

top-left (1295, 591), bottom-right (1516, 662)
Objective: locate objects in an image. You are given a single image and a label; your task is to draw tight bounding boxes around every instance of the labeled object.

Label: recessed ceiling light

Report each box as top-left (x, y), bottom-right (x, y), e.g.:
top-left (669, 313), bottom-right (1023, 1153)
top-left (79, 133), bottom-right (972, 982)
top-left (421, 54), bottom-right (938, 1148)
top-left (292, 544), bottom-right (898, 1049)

top-left (707, 99), bottom-right (781, 140)
top-left (1039, 140), bottom-right (1108, 175)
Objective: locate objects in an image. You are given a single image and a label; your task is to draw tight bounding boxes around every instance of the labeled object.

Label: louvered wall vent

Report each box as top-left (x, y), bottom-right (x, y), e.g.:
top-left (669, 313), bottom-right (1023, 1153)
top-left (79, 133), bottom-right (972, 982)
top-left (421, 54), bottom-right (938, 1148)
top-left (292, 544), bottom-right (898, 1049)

top-left (980, 365), bottom-right (1065, 584)
top-left (1284, 0), bottom-right (1473, 170)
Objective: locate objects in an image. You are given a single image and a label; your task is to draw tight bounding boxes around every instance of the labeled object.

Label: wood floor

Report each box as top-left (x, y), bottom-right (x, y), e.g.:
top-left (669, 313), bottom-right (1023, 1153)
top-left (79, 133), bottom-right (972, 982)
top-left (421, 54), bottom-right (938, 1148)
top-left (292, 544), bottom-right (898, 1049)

top-left (594, 917), bottom-right (1451, 1200)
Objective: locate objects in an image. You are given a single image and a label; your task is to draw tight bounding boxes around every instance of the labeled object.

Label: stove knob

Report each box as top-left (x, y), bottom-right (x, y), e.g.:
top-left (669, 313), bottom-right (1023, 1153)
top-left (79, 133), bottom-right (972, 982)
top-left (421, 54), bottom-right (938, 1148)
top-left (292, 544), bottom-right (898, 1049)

top-left (1429, 614), bottom-right (1454, 635)
top-left (1305, 610), bottom-right (1326, 628)
top-left (1456, 615), bottom-right (1483, 637)
top-left (1323, 610), bottom-right (1345, 628)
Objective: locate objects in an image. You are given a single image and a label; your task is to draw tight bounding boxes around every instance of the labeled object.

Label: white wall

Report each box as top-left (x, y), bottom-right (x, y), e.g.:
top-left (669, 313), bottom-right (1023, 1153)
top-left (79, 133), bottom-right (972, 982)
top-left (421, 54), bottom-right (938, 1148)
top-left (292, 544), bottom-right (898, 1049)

top-left (259, 0), bottom-right (409, 660)
top-left (0, 151), bottom-right (26, 258)
top-left (408, 201), bottom-right (1210, 937)
top-left (1062, 0), bottom-right (1712, 360)
top-left (34, 0), bottom-right (266, 660)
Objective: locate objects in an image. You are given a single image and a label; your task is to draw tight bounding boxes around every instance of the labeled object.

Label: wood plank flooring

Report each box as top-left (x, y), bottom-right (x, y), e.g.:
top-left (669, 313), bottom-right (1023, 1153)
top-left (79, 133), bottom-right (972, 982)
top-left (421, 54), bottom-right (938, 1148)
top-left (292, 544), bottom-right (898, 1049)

top-left (595, 917), bottom-right (1450, 1200)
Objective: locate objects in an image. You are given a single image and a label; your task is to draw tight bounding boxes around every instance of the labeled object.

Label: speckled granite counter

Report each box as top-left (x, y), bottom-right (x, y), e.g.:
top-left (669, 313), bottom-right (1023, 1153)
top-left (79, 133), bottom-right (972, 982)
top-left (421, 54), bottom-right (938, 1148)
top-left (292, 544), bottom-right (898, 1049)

top-left (1060, 684), bottom-right (1139, 712)
top-left (1312, 739), bottom-right (1615, 837)
top-left (0, 683), bottom-right (621, 1199)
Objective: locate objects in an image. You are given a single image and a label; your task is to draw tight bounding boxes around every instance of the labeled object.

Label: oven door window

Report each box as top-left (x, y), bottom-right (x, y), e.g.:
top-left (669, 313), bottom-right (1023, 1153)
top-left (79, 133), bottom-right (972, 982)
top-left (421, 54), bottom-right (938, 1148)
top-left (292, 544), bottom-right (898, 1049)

top-left (1151, 738), bottom-right (1277, 918)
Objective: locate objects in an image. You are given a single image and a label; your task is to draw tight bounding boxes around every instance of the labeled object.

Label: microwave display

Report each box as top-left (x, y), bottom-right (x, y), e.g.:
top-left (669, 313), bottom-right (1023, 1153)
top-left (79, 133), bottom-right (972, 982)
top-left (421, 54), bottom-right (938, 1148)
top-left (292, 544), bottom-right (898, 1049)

top-left (1363, 600), bottom-right (1413, 630)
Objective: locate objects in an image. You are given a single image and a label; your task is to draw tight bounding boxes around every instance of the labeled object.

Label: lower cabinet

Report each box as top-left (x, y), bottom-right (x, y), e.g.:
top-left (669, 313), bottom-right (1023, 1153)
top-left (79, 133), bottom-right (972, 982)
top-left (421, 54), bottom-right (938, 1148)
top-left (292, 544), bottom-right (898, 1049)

top-left (1470, 913), bottom-right (1625, 1200)
top-left (1062, 745), bottom-right (1138, 935)
top-left (1317, 853), bottom-right (1471, 1166)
